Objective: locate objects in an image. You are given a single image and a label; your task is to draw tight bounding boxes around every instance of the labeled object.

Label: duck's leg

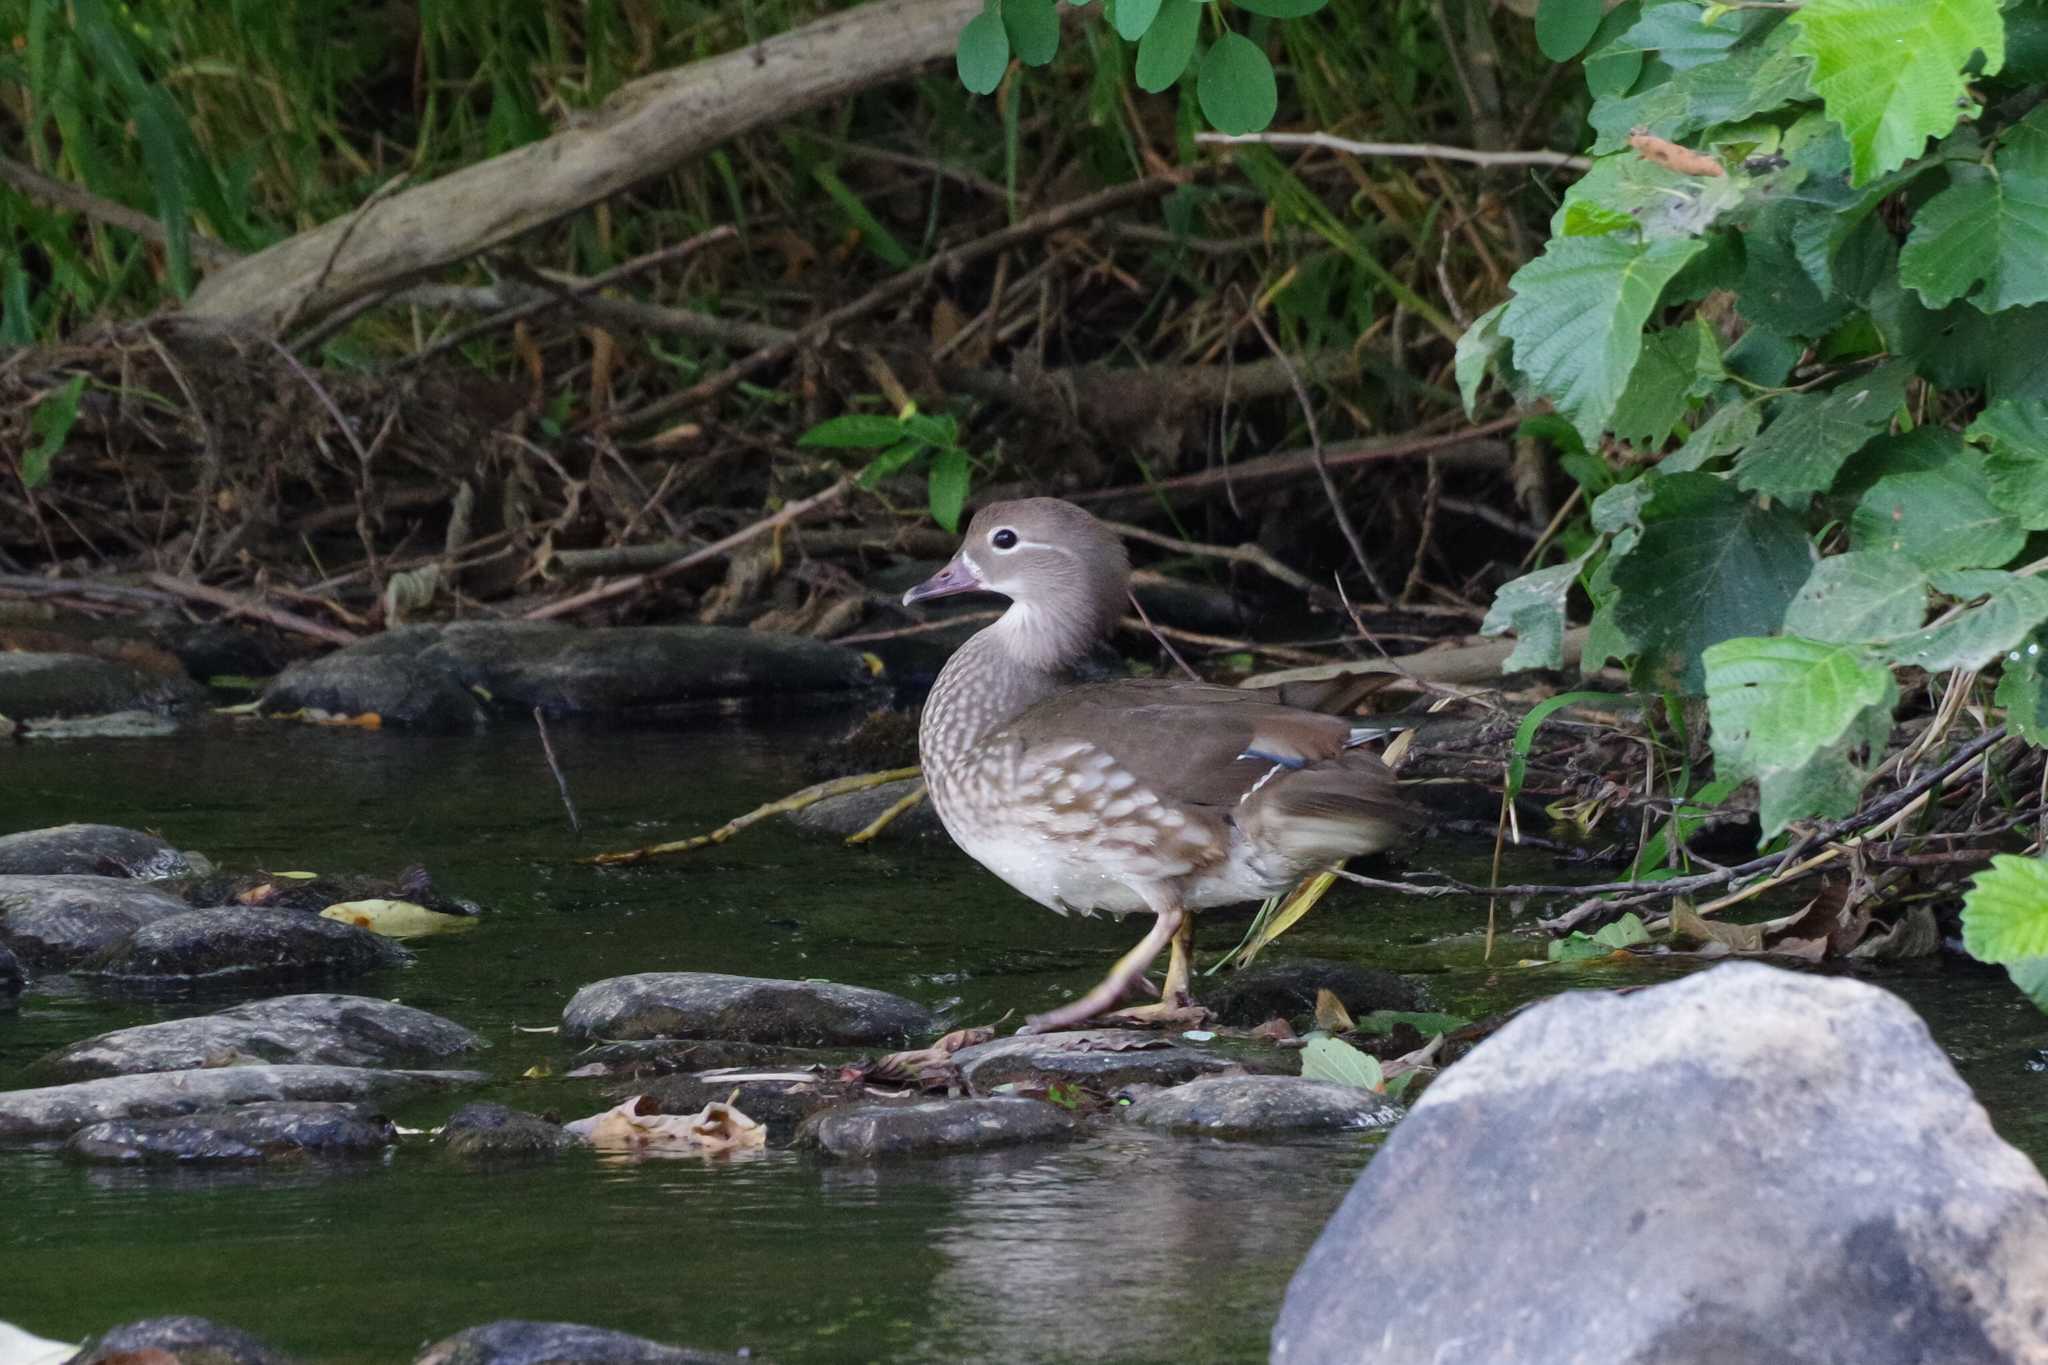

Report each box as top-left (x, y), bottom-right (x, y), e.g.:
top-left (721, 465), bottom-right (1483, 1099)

top-left (1106, 913), bottom-right (1210, 1028)
top-left (1021, 900), bottom-right (1183, 1034)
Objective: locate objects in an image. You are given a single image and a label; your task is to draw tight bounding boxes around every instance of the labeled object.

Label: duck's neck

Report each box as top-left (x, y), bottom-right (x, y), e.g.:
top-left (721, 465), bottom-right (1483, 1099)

top-left (919, 602), bottom-right (1102, 769)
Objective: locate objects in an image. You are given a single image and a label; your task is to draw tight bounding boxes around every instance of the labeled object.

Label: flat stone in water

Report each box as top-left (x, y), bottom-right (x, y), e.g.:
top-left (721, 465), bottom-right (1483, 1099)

top-left (0, 1063), bottom-right (485, 1139)
top-left (951, 1029), bottom-right (1243, 1092)
top-left (416, 1319), bottom-right (746, 1365)
top-left (32, 992), bottom-right (484, 1082)
top-left (561, 972), bottom-right (931, 1047)
top-left (563, 1038), bottom-right (851, 1080)
top-left (72, 1315), bottom-right (286, 1365)
top-left (1123, 1074), bottom-right (1402, 1138)
top-left (797, 1095), bottom-right (1075, 1159)
top-left (0, 823), bottom-right (195, 878)
top-left (87, 907), bottom-right (411, 985)
top-left (785, 777), bottom-right (942, 840)
top-left (0, 651), bottom-right (204, 723)
top-left (65, 1099), bottom-right (396, 1164)
top-left (441, 1103), bottom-right (576, 1159)
top-left (0, 874), bottom-right (198, 969)
top-left (1206, 957), bottom-right (1430, 1026)
top-left (630, 1069), bottom-right (909, 1145)
top-left (260, 628), bottom-right (485, 733)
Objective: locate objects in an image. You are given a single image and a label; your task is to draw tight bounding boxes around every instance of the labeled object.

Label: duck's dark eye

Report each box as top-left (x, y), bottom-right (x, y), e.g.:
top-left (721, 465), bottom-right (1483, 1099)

top-left (991, 528), bottom-right (1019, 550)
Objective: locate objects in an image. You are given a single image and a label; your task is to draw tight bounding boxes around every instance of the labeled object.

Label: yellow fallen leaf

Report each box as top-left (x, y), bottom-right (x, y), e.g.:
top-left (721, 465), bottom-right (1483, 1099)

top-left (319, 898), bottom-right (476, 939)
top-left (565, 1095), bottom-right (766, 1154)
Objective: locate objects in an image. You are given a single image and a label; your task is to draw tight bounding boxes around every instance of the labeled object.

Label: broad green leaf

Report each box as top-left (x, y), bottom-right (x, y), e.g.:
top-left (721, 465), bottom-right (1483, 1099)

top-left (2007, 957), bottom-right (2048, 1014)
top-left (1548, 929), bottom-right (1629, 962)
top-left (1739, 210), bottom-right (1889, 340)
top-left (1590, 475), bottom-right (1656, 538)
top-left (1889, 571), bottom-right (2048, 672)
top-left (1498, 235), bottom-right (1708, 449)
top-left (24, 372), bottom-right (85, 490)
top-left (1732, 363), bottom-right (1908, 504)
top-left (1788, 0), bottom-right (2005, 184)
top-left (858, 441), bottom-right (923, 488)
top-left (1454, 302), bottom-right (1509, 417)
top-left (1300, 1034), bottom-right (1384, 1090)
top-left (2000, 106), bottom-right (2048, 180)
top-left (1593, 911), bottom-right (1652, 949)
top-left (1610, 472), bottom-right (1816, 692)
top-left (320, 899), bottom-right (476, 939)
top-left (1135, 0), bottom-right (1200, 91)
top-left (1849, 430), bottom-right (2027, 572)
top-left (798, 414), bottom-right (905, 448)
top-left (1967, 400), bottom-right (2048, 530)
top-left (1535, 0), bottom-right (1604, 60)
top-left (1003, 0), bottom-right (1062, 65)
top-left (1662, 400), bottom-right (1761, 473)
top-left (1997, 629), bottom-right (2048, 746)
top-left (1589, 21), bottom-right (1813, 154)
top-left (1233, 0), bottom-right (1331, 15)
top-left (1197, 33), bottom-right (1278, 134)
top-left (1753, 702), bottom-right (1891, 836)
top-left (1355, 1010), bottom-right (1472, 1036)
top-left (1582, 0), bottom-right (1647, 99)
top-left (1113, 0), bottom-right (1163, 40)
top-left (1610, 320), bottom-right (1725, 445)
top-left (1481, 549), bottom-right (1595, 673)
top-left (957, 11), bottom-right (1011, 94)
top-left (1962, 854), bottom-right (2048, 964)
top-left (928, 447), bottom-right (972, 532)
top-left (1551, 154), bottom-right (1739, 241)
top-left (1782, 552), bottom-right (1929, 644)
top-left (1898, 167), bottom-right (2048, 313)
top-left (1610, 1), bottom-right (1744, 69)
top-left (811, 166), bottom-right (912, 269)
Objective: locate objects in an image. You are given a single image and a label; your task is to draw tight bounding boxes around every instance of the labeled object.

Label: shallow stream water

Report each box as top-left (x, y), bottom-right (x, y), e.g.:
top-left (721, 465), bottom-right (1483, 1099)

top-left (5, 711), bottom-right (2047, 1363)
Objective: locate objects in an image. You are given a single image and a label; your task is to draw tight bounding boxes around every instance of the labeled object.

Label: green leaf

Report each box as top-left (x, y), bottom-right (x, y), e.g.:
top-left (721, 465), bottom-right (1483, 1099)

top-left (810, 166), bottom-right (912, 269)
top-left (2006, 957), bottom-right (2048, 1014)
top-left (1967, 400), bottom-right (2048, 530)
top-left (1662, 400), bottom-right (1761, 473)
top-left (1548, 930), bottom-right (1626, 962)
top-left (1498, 235), bottom-right (1709, 449)
top-left (1888, 571), bottom-right (2048, 672)
top-left (1898, 167), bottom-right (2048, 313)
top-left (1610, 472), bottom-right (1817, 692)
top-left (1300, 1034), bottom-right (1384, 1090)
top-left (1610, 321), bottom-right (1724, 445)
top-left (1482, 551), bottom-right (1595, 674)
top-left (1997, 629), bottom-right (2048, 746)
top-left (1135, 0), bottom-right (1200, 91)
top-left (1196, 33), bottom-right (1278, 134)
top-left (1454, 301), bottom-right (1510, 417)
top-left (1705, 634), bottom-right (1898, 836)
top-left (1233, 0), bottom-right (1331, 15)
top-left (1610, 1), bottom-right (1745, 69)
top-left (1593, 911), bottom-right (1652, 949)
top-left (798, 414), bottom-right (906, 449)
top-left (957, 11), bottom-right (1011, 94)
top-left (1113, 0), bottom-right (1163, 40)
top-left (24, 372), bottom-right (86, 490)
top-left (1782, 552), bottom-right (1930, 644)
top-left (1848, 430), bottom-right (2027, 572)
top-left (857, 441), bottom-right (924, 489)
top-left (1589, 21), bottom-right (1814, 155)
top-left (1506, 690), bottom-right (1618, 801)
top-left (1731, 363), bottom-right (1908, 505)
top-left (1999, 106), bottom-right (2048, 180)
top-left (1962, 854), bottom-right (2048, 965)
top-left (1787, 0), bottom-right (2005, 184)
top-left (1582, 0), bottom-right (1647, 99)
top-left (1004, 0), bottom-right (1062, 64)
top-left (928, 447), bottom-right (972, 533)
top-left (1355, 1010), bottom-right (1472, 1036)
top-left (1535, 0), bottom-right (1605, 60)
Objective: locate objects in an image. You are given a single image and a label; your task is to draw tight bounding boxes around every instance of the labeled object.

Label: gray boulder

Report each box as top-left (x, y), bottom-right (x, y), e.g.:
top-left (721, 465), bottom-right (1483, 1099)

top-left (0, 874), bottom-right (197, 968)
top-left (416, 1319), bottom-right (745, 1365)
top-left (72, 1315), bottom-right (286, 1365)
top-left (952, 1029), bottom-right (1245, 1092)
top-left (441, 1103), bottom-right (576, 1159)
top-left (259, 628), bottom-right (485, 733)
top-left (1273, 961), bottom-right (2048, 1365)
top-left (66, 1099), bottom-right (396, 1164)
top-left (563, 1038), bottom-right (846, 1080)
top-left (561, 972), bottom-right (930, 1047)
top-left (87, 906), bottom-right (410, 985)
top-left (0, 943), bottom-right (20, 1000)
top-left (0, 651), bottom-right (204, 722)
top-left (1123, 1073), bottom-right (1401, 1138)
top-left (1206, 957), bottom-right (1429, 1026)
top-left (0, 823), bottom-right (194, 878)
top-left (785, 776), bottom-right (942, 839)
top-left (797, 1096), bottom-right (1075, 1159)
top-left (33, 993), bottom-right (484, 1082)
top-left (0, 1063), bottom-right (484, 1138)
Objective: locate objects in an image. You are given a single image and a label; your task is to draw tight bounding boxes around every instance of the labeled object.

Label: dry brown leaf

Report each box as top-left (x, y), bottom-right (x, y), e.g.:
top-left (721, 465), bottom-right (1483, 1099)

top-left (1313, 987), bottom-right (1356, 1034)
top-left (1627, 128), bottom-right (1725, 177)
top-left (565, 1094), bottom-right (766, 1154)
top-left (1251, 1017), bottom-right (1299, 1045)
top-left (1063, 1033), bottom-right (1170, 1053)
top-left (862, 1024), bottom-right (998, 1087)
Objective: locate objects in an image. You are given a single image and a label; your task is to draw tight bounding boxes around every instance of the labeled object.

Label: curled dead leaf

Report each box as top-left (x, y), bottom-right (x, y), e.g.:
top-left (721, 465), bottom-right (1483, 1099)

top-left (1627, 128), bottom-right (1724, 177)
top-left (565, 1095), bottom-right (766, 1154)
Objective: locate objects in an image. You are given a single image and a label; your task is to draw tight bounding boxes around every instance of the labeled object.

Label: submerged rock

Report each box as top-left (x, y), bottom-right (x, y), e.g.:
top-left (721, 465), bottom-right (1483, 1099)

top-left (563, 1037), bottom-right (848, 1080)
top-left (1123, 1074), bottom-right (1401, 1138)
top-left (1273, 962), bottom-right (2048, 1365)
top-left (72, 1315), bottom-right (287, 1365)
top-left (441, 1103), bottom-right (576, 1159)
top-left (87, 906), bottom-right (410, 985)
top-left (951, 1029), bottom-right (1243, 1093)
top-left (562, 972), bottom-right (931, 1048)
top-left (32, 993), bottom-right (484, 1082)
top-left (158, 620), bottom-right (288, 683)
top-left (0, 651), bottom-right (204, 723)
top-left (259, 629), bottom-right (485, 733)
top-left (0, 874), bottom-right (198, 968)
top-left (66, 1100), bottom-right (395, 1164)
top-left (0, 944), bottom-right (21, 1001)
top-left (0, 823), bottom-right (195, 879)
top-left (1206, 958), bottom-right (1430, 1027)
top-left (797, 1096), bottom-right (1075, 1159)
top-left (785, 777), bottom-right (942, 840)
top-left (0, 1063), bottom-right (483, 1139)
top-left (416, 1319), bottom-right (746, 1365)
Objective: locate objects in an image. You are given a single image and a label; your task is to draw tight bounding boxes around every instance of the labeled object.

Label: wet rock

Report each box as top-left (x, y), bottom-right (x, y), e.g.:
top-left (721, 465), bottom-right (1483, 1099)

top-left (259, 628), bottom-right (484, 733)
top-left (798, 1096), bottom-right (1075, 1159)
top-left (32, 993), bottom-right (483, 1082)
top-left (73, 1314), bottom-right (286, 1365)
top-left (1130, 571), bottom-right (1251, 634)
top-left (632, 1069), bottom-right (907, 1145)
top-left (1206, 958), bottom-right (1430, 1027)
top-left (441, 1103), bottom-right (575, 1158)
top-left (1123, 1074), bottom-right (1401, 1138)
top-left (952, 1029), bottom-right (1243, 1092)
top-left (1274, 962), bottom-right (2048, 1365)
top-left (0, 944), bottom-right (21, 1001)
top-left (87, 907), bottom-right (410, 986)
top-left (65, 1100), bottom-right (396, 1164)
top-left (0, 874), bottom-right (198, 968)
top-left (785, 777), bottom-right (942, 839)
top-left (171, 864), bottom-right (479, 918)
top-left (0, 823), bottom-right (195, 878)
top-left (801, 707), bottom-right (921, 779)
top-left (564, 1038), bottom-right (848, 1080)
top-left (562, 972), bottom-right (931, 1048)
top-left (416, 1319), bottom-right (745, 1365)
top-left (0, 1063), bottom-right (484, 1139)
top-left (0, 651), bottom-right (204, 722)
top-left (158, 620), bottom-right (288, 683)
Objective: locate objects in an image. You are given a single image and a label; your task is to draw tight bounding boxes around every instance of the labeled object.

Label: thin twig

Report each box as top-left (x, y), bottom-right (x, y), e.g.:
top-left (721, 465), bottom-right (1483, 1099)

top-left (533, 707), bottom-right (581, 833)
top-left (144, 573), bottom-right (359, 647)
top-left (1198, 131), bottom-right (1590, 172)
top-left (1126, 589), bottom-right (1201, 681)
top-left (0, 154), bottom-right (244, 267)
